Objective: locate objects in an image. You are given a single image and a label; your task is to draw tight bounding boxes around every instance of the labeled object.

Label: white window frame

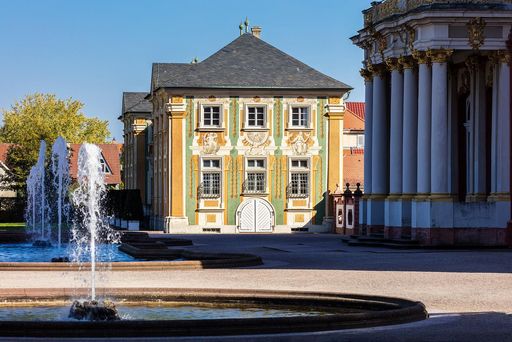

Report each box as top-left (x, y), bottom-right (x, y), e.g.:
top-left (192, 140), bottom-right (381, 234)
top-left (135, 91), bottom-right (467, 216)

top-left (100, 154), bottom-right (112, 174)
top-left (289, 105), bottom-right (311, 129)
top-left (288, 158), bottom-right (310, 198)
top-left (357, 134), bottom-right (365, 148)
top-left (244, 104), bottom-right (267, 129)
top-left (244, 157), bottom-right (267, 193)
top-left (200, 104), bottom-right (223, 128)
top-left (200, 158), bottom-right (222, 198)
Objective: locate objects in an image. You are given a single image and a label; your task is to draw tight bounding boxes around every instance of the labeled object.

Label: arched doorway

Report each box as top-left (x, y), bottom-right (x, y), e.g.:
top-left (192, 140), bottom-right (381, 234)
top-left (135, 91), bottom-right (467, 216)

top-left (236, 198), bottom-right (274, 233)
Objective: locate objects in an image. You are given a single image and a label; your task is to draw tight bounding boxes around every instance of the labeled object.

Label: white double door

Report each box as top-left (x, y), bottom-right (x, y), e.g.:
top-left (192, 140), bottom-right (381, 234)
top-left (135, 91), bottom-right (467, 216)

top-left (238, 198), bottom-right (274, 233)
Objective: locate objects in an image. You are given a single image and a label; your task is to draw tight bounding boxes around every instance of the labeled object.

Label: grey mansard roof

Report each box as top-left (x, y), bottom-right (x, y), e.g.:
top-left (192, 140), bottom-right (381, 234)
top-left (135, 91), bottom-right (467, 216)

top-left (151, 33), bottom-right (352, 92)
top-left (122, 92), bottom-right (152, 114)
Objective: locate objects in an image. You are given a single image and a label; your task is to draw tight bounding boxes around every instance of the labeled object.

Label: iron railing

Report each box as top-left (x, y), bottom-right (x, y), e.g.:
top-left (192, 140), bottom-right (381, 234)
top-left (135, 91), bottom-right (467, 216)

top-left (197, 182), bottom-right (221, 199)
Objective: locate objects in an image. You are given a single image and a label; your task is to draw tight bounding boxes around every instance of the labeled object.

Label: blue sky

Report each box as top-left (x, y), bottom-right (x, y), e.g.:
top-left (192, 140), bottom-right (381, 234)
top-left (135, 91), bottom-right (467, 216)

top-left (0, 0), bottom-right (373, 141)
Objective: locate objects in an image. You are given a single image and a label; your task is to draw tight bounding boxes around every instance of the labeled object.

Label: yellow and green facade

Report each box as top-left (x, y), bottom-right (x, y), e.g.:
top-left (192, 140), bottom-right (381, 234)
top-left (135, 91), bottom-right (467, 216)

top-left (128, 30), bottom-right (351, 233)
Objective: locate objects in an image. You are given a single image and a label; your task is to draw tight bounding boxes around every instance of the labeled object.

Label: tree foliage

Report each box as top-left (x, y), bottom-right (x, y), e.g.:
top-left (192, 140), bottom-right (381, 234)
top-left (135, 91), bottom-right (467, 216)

top-left (0, 93), bottom-right (111, 195)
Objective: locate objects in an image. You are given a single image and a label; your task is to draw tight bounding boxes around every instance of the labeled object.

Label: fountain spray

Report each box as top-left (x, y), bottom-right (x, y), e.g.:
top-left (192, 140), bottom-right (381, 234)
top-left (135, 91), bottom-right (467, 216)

top-left (51, 137), bottom-right (70, 249)
top-left (25, 140), bottom-right (50, 243)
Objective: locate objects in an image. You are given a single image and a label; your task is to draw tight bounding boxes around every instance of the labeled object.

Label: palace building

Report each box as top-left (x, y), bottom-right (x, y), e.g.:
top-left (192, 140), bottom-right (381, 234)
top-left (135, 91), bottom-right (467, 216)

top-left (352, 0), bottom-right (512, 246)
top-left (122, 28), bottom-right (351, 233)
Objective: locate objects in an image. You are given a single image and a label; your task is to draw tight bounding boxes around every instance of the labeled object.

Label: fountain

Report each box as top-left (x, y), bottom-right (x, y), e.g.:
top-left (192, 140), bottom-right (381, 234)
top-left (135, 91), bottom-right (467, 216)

top-left (50, 136), bottom-right (70, 249)
top-left (68, 143), bottom-right (120, 320)
top-left (0, 139), bottom-right (428, 337)
top-left (26, 140), bottom-right (51, 246)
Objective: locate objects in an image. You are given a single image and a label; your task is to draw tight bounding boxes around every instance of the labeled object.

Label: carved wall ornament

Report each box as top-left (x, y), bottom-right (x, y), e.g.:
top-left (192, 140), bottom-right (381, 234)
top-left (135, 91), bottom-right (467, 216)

top-left (373, 31), bottom-right (388, 60)
top-left (202, 132), bottom-right (220, 155)
top-left (467, 17), bottom-right (486, 51)
top-left (208, 95), bottom-right (216, 102)
top-left (427, 49), bottom-right (453, 63)
top-left (253, 96), bottom-right (261, 103)
top-left (398, 56), bottom-right (415, 69)
top-left (385, 57), bottom-right (401, 72)
top-left (360, 68), bottom-right (373, 82)
top-left (498, 51), bottom-right (512, 64)
top-left (171, 95), bottom-right (184, 104)
top-left (406, 25), bottom-right (416, 52)
top-left (242, 131), bottom-right (270, 155)
top-left (290, 132), bottom-right (311, 156)
top-left (370, 63), bottom-right (387, 77)
top-left (297, 96), bottom-right (305, 103)
top-left (412, 50), bottom-right (430, 65)
top-left (328, 96), bottom-right (341, 105)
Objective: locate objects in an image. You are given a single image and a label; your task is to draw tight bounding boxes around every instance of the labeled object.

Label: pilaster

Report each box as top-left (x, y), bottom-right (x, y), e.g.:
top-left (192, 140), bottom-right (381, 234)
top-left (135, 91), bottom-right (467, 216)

top-left (325, 96), bottom-right (345, 218)
top-left (165, 95), bottom-right (188, 231)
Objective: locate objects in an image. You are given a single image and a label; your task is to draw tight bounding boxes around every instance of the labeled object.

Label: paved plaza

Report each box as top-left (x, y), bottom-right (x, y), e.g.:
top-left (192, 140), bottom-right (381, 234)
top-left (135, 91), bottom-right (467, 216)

top-left (1, 233), bottom-right (511, 341)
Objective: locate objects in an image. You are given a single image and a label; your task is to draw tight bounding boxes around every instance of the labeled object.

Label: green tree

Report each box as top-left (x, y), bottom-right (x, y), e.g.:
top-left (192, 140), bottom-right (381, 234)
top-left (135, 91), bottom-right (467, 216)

top-left (0, 93), bottom-right (111, 194)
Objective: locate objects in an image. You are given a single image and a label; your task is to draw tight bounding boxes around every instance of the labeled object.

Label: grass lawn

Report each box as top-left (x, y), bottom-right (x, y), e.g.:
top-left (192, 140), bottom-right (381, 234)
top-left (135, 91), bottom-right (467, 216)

top-left (0, 223), bottom-right (25, 229)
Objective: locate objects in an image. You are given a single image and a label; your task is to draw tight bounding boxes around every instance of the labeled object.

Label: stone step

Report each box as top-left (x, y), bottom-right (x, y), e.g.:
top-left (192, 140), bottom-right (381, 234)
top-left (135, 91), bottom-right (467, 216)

top-left (346, 240), bottom-right (422, 249)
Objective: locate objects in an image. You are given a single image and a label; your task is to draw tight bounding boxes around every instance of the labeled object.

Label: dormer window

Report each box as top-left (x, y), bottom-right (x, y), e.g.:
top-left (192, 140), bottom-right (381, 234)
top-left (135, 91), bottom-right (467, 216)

top-left (100, 155), bottom-right (112, 174)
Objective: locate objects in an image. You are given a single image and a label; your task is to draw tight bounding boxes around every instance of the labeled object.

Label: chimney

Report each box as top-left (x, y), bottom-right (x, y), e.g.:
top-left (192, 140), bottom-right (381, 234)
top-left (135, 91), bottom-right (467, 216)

top-left (251, 26), bottom-right (262, 39)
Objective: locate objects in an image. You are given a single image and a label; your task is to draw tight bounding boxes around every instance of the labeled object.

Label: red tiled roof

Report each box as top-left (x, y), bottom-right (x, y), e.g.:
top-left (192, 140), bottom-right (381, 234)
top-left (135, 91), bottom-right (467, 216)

top-left (0, 143), bottom-right (13, 165)
top-left (69, 143), bottom-right (122, 185)
top-left (346, 102), bottom-right (365, 120)
top-left (343, 148), bottom-right (364, 188)
top-left (344, 102), bottom-right (365, 130)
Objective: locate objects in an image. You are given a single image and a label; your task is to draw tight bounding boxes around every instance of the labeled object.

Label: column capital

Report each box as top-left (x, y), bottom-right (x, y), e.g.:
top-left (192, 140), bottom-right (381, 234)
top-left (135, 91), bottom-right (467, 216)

top-left (412, 50), bottom-right (430, 65)
top-left (360, 68), bottom-right (373, 82)
top-left (385, 57), bottom-right (402, 72)
top-left (369, 63), bottom-right (387, 77)
top-left (427, 49), bottom-right (453, 63)
top-left (498, 51), bottom-right (512, 64)
top-left (398, 56), bottom-right (416, 69)
top-left (487, 51), bottom-right (501, 66)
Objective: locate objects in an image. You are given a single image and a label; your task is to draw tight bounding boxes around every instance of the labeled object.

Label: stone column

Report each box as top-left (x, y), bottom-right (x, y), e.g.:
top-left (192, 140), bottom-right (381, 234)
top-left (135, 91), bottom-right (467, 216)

top-left (400, 57), bottom-right (418, 196)
top-left (490, 53), bottom-right (500, 194)
top-left (496, 52), bottom-right (511, 198)
top-left (368, 64), bottom-right (388, 230)
top-left (466, 55), bottom-right (488, 200)
top-left (371, 64), bottom-right (388, 196)
top-left (429, 49), bottom-right (453, 197)
top-left (400, 56), bottom-right (418, 232)
top-left (415, 51), bottom-right (432, 196)
top-left (360, 68), bottom-right (373, 196)
top-left (360, 68), bottom-right (373, 227)
top-left (386, 57), bottom-right (404, 196)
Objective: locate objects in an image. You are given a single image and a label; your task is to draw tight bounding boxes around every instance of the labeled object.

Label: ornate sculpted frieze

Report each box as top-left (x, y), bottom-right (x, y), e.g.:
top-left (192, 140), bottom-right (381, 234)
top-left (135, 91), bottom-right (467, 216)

top-left (242, 131), bottom-right (271, 155)
top-left (467, 18), bottom-right (486, 51)
top-left (364, 0), bottom-right (512, 27)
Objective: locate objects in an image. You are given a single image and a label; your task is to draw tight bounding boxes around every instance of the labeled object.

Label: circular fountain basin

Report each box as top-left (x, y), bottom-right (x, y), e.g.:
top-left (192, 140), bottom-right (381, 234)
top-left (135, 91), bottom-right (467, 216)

top-left (0, 288), bottom-right (428, 338)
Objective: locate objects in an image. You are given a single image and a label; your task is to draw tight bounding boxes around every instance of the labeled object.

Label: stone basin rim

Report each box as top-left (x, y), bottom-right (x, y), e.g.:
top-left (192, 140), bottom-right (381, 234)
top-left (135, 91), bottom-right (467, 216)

top-left (0, 288), bottom-right (428, 338)
top-left (0, 251), bottom-right (263, 270)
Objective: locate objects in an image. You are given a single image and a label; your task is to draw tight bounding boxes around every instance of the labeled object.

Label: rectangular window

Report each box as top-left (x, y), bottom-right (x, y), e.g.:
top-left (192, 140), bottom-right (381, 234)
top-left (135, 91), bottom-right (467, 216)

top-left (246, 173), bottom-right (266, 193)
top-left (202, 106), bottom-right (221, 127)
top-left (288, 158), bottom-right (309, 198)
top-left (291, 107), bottom-right (309, 128)
top-left (289, 173), bottom-right (309, 197)
top-left (244, 158), bottom-right (266, 193)
top-left (357, 134), bottom-right (365, 148)
top-left (247, 106), bottom-right (266, 127)
top-left (200, 158), bottom-right (221, 198)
